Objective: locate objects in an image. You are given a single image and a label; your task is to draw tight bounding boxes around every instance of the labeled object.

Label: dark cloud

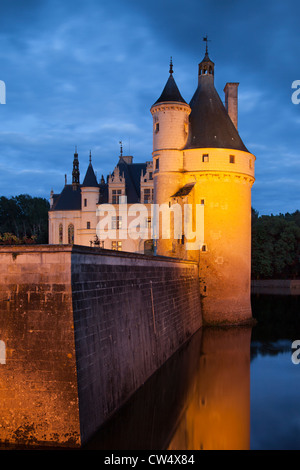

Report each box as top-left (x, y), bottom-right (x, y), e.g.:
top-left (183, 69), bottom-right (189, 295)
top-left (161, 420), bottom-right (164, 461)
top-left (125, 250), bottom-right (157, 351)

top-left (0, 0), bottom-right (299, 214)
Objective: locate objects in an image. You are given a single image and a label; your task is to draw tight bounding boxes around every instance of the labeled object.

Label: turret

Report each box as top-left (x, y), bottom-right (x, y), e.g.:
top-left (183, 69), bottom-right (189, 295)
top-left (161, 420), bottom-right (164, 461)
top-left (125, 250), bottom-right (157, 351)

top-left (81, 152), bottom-right (99, 210)
top-left (150, 59), bottom-right (191, 255)
top-left (150, 58), bottom-right (191, 157)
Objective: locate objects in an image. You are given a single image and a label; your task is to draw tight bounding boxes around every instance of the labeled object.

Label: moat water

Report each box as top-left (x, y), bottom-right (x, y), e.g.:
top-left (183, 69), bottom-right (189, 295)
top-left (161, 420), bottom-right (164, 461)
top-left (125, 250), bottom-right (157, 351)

top-left (83, 294), bottom-right (300, 451)
top-left (1, 294), bottom-right (300, 450)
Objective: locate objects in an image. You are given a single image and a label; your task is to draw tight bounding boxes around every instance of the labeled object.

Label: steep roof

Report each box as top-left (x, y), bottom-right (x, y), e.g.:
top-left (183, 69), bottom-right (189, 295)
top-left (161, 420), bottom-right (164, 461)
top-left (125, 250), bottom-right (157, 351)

top-left (82, 162), bottom-right (99, 187)
top-left (117, 159), bottom-right (147, 203)
top-left (51, 157), bottom-right (149, 211)
top-left (51, 185), bottom-right (82, 211)
top-left (185, 74), bottom-right (249, 152)
top-left (153, 74), bottom-right (187, 106)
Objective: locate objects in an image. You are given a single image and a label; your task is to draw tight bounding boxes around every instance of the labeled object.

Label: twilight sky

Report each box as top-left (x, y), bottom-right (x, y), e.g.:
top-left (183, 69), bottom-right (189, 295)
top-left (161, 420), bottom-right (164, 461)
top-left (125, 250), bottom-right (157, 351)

top-left (0, 0), bottom-right (299, 215)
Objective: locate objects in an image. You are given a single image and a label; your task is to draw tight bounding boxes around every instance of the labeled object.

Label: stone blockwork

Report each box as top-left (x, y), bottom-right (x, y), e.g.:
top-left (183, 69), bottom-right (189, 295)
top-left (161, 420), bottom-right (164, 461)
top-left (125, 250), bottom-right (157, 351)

top-left (0, 246), bottom-right (80, 448)
top-left (0, 245), bottom-right (201, 448)
top-left (71, 246), bottom-right (202, 445)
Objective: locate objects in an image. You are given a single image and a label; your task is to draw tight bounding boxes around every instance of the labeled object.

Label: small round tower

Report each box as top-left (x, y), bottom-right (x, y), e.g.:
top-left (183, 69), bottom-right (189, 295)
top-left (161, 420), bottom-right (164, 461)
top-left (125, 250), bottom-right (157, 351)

top-left (150, 59), bottom-right (191, 254)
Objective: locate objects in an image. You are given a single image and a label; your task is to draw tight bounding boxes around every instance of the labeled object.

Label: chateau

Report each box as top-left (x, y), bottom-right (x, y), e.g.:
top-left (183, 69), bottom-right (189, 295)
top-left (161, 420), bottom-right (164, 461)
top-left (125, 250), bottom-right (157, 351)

top-left (49, 45), bottom-right (255, 324)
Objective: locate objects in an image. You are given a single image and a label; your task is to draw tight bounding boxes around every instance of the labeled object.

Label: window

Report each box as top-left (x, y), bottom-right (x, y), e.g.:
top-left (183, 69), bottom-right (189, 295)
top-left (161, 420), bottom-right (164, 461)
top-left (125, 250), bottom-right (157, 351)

top-left (155, 158), bottom-right (159, 170)
top-left (201, 199), bottom-right (205, 205)
top-left (68, 224), bottom-right (74, 245)
top-left (202, 244), bottom-right (207, 252)
top-left (112, 241), bottom-right (122, 251)
top-left (112, 216), bottom-right (122, 229)
top-left (84, 198), bottom-right (87, 207)
top-left (144, 188), bottom-right (153, 203)
top-left (202, 154), bottom-right (209, 162)
top-left (112, 189), bottom-right (122, 204)
top-left (59, 224), bottom-right (63, 244)
top-left (87, 221), bottom-right (90, 229)
top-left (149, 172), bottom-right (153, 180)
top-left (145, 217), bottom-right (151, 229)
top-left (229, 155), bottom-right (235, 164)
top-left (155, 123), bottom-right (159, 133)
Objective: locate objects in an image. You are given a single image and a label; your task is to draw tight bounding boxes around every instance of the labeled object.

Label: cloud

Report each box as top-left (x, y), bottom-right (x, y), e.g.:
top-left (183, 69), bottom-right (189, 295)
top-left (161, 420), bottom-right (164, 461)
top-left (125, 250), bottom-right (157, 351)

top-left (0, 0), bottom-right (299, 215)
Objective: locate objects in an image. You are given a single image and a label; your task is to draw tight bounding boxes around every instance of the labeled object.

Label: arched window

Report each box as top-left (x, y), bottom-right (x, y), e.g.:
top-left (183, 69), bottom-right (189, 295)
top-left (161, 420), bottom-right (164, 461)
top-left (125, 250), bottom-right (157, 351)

top-left (59, 224), bottom-right (63, 244)
top-left (68, 224), bottom-right (74, 245)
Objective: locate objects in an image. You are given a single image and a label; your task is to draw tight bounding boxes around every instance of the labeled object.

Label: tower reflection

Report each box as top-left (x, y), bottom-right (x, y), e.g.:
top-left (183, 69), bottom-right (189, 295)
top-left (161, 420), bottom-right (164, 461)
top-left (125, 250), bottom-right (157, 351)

top-left (84, 326), bottom-right (251, 450)
top-left (168, 326), bottom-right (251, 450)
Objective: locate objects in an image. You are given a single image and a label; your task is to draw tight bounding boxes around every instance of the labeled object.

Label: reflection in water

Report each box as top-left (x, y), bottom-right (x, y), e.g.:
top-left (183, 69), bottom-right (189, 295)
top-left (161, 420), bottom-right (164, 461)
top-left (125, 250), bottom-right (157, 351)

top-left (168, 327), bottom-right (251, 450)
top-left (0, 340), bottom-right (5, 364)
top-left (2, 295), bottom-right (298, 449)
top-left (84, 330), bottom-right (203, 450)
top-left (85, 326), bottom-right (252, 450)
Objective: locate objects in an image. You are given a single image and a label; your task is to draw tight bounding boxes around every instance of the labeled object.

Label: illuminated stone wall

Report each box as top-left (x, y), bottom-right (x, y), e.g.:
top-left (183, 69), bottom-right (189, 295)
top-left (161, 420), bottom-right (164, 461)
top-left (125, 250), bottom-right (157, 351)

top-left (0, 245), bottom-right (201, 448)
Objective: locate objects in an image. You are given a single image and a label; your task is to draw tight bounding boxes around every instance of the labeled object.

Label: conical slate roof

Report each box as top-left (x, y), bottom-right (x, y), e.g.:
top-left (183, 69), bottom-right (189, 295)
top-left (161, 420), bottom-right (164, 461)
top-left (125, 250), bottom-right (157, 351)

top-left (185, 74), bottom-right (249, 152)
top-left (153, 74), bottom-right (187, 106)
top-left (82, 162), bottom-right (99, 187)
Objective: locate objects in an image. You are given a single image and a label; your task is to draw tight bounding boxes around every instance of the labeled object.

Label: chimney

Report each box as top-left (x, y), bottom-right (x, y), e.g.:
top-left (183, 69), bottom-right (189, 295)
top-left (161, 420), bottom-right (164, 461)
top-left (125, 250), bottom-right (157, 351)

top-left (119, 155), bottom-right (133, 164)
top-left (224, 82), bottom-right (239, 130)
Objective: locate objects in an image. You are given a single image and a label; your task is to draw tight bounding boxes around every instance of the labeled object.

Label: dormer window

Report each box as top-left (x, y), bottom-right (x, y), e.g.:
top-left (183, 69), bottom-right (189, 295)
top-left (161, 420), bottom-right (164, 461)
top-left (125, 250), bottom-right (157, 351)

top-left (112, 189), bottom-right (122, 204)
top-left (144, 188), bottom-right (154, 204)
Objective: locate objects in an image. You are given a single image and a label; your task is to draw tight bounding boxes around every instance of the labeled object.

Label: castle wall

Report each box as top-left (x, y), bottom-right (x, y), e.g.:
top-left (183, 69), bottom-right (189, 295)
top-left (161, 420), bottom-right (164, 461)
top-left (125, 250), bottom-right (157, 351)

top-left (0, 246), bottom-right (80, 447)
top-left (0, 245), bottom-right (201, 448)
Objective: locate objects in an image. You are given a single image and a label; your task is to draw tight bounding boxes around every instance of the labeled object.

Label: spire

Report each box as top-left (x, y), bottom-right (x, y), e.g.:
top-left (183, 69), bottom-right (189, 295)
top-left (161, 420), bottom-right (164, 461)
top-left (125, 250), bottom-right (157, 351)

top-left (72, 146), bottom-right (80, 190)
top-left (82, 154), bottom-right (99, 187)
top-left (203, 35), bottom-right (211, 56)
top-left (152, 57), bottom-right (187, 106)
top-left (198, 36), bottom-right (214, 81)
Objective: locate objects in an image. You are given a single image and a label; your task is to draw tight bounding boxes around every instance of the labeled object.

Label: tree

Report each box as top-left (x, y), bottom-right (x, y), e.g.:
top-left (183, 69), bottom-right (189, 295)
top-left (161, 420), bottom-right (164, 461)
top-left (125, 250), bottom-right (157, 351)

top-left (251, 209), bottom-right (300, 279)
top-left (0, 195), bottom-right (49, 244)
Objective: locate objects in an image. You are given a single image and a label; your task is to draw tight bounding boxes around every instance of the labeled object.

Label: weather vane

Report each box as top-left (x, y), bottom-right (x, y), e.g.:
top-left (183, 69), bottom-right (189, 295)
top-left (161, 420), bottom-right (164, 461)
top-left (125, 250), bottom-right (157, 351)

top-left (119, 140), bottom-right (123, 157)
top-left (203, 35), bottom-right (211, 54)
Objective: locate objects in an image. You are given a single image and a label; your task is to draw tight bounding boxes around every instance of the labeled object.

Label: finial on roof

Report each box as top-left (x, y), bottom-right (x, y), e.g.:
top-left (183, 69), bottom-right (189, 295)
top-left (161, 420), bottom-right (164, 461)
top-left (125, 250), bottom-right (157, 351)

top-left (89, 150), bottom-right (92, 164)
top-left (75, 145), bottom-right (77, 154)
top-left (119, 140), bottom-right (123, 157)
top-left (203, 35), bottom-right (211, 56)
top-left (169, 56), bottom-right (173, 75)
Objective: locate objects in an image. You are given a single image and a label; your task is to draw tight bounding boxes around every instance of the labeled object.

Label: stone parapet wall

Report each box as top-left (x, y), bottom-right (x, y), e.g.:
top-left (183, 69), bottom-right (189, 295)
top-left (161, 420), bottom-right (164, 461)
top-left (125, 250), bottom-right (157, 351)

top-left (0, 245), bottom-right (202, 447)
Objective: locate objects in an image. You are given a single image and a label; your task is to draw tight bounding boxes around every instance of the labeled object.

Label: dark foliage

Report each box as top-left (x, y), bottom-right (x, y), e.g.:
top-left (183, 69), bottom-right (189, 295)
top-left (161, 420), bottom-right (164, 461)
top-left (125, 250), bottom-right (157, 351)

top-left (0, 194), bottom-right (49, 244)
top-left (251, 208), bottom-right (300, 279)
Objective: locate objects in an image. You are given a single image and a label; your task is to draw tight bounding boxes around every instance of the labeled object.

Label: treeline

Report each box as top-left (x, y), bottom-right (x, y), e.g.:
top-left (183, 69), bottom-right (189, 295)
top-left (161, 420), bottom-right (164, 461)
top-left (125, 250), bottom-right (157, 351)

top-left (251, 208), bottom-right (300, 280)
top-left (0, 195), bottom-right (49, 245)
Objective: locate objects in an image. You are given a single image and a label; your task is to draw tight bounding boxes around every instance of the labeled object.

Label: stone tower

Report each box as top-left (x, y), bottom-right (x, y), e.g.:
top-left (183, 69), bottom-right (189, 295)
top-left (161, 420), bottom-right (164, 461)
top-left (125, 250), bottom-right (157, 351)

top-left (150, 58), bottom-right (191, 254)
top-left (151, 50), bottom-right (255, 325)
